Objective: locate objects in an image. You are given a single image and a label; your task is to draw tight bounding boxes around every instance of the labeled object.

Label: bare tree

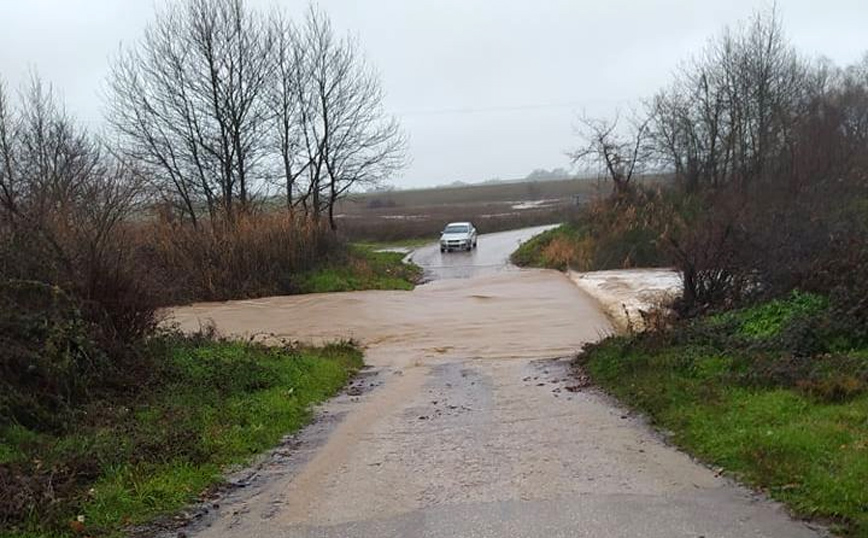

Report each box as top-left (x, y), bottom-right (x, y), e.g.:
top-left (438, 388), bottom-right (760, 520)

top-left (108, 0), bottom-right (273, 226)
top-left (648, 7), bottom-right (812, 194)
top-left (290, 7), bottom-right (406, 229)
top-left (839, 54), bottom-right (868, 185)
top-left (1, 75), bottom-right (102, 231)
top-left (570, 112), bottom-right (650, 195)
top-left (0, 75), bottom-right (143, 311)
top-left (110, 0), bottom-right (405, 231)
top-left (0, 79), bottom-right (18, 221)
top-left (268, 12), bottom-right (308, 210)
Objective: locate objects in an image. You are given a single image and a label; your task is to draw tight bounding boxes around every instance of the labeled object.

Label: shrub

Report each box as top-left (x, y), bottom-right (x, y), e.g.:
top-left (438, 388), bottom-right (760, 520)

top-left (729, 291), bottom-right (829, 340)
top-left (795, 375), bottom-right (866, 403)
top-left (0, 281), bottom-right (108, 431)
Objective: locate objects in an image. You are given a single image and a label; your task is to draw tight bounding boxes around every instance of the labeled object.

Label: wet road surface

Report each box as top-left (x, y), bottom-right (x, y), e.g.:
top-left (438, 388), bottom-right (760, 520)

top-left (410, 225), bottom-right (557, 280)
top-left (169, 227), bottom-right (823, 538)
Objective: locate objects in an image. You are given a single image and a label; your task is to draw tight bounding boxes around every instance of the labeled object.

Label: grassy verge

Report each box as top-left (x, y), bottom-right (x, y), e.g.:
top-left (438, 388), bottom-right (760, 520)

top-left (0, 336), bottom-right (363, 537)
top-left (510, 223), bottom-right (586, 269)
top-left (579, 292), bottom-right (868, 536)
top-left (297, 246), bottom-right (421, 293)
top-left (352, 238), bottom-right (432, 251)
top-left (510, 191), bottom-right (673, 271)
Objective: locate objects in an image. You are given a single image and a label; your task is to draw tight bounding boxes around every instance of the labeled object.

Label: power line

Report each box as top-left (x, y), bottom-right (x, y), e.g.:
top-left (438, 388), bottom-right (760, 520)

top-left (395, 100), bottom-right (586, 117)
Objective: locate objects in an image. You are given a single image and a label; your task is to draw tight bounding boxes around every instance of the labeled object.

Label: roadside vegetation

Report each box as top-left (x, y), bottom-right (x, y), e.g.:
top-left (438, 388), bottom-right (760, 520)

top-left (510, 189), bottom-right (675, 271)
top-left (535, 9), bottom-right (868, 536)
top-left (353, 238), bottom-right (433, 251)
top-left (1, 295), bottom-right (363, 536)
top-left (581, 292), bottom-right (868, 535)
top-left (139, 217), bottom-right (420, 303)
top-left (0, 0), bottom-right (413, 535)
top-left (297, 247), bottom-right (421, 293)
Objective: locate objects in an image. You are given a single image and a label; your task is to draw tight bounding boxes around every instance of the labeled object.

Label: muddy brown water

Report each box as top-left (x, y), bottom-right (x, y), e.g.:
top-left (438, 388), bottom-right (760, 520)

top-left (168, 228), bottom-right (823, 538)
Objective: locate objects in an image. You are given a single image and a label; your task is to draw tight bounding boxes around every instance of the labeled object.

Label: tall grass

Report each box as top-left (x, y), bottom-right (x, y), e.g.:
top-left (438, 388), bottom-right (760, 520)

top-left (138, 213), bottom-right (341, 303)
top-left (511, 189), bottom-right (676, 271)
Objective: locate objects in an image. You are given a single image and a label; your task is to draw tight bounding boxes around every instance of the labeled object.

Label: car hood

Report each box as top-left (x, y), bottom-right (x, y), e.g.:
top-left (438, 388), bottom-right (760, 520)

top-left (441, 232), bottom-right (470, 241)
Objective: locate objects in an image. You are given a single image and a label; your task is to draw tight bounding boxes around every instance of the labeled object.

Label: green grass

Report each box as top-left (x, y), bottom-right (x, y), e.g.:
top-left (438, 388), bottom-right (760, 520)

top-left (581, 304), bottom-right (868, 536)
top-left (711, 290), bottom-right (829, 339)
top-left (353, 238), bottom-right (432, 250)
top-left (297, 247), bottom-right (421, 293)
top-left (1, 338), bottom-right (363, 537)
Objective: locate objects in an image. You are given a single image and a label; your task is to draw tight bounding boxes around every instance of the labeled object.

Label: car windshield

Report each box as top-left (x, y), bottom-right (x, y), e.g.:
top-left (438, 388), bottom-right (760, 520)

top-left (444, 225), bottom-right (469, 234)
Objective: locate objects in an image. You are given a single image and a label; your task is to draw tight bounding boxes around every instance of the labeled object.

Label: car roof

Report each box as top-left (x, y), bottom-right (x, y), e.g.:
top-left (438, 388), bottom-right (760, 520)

top-left (445, 221), bottom-right (472, 227)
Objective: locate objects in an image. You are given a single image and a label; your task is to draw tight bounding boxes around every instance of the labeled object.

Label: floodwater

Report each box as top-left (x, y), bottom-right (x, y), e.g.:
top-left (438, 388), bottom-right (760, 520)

top-left (569, 268), bottom-right (683, 331)
top-left (167, 227), bottom-right (822, 538)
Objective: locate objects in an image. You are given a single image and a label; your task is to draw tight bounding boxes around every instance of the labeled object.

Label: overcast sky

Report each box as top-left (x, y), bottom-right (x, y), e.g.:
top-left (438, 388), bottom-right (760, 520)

top-left (1, 0), bottom-right (865, 188)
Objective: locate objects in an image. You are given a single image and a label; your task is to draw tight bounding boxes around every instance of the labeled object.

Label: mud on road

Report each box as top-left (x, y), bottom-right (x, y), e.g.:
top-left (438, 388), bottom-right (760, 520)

top-left (168, 228), bottom-right (823, 538)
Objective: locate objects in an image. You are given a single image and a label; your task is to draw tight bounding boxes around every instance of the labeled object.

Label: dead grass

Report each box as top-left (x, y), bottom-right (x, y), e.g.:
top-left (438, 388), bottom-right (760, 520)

top-left (340, 175), bottom-right (669, 208)
top-left (541, 235), bottom-right (593, 271)
top-left (135, 213), bottom-right (340, 304)
top-left (337, 176), bottom-right (671, 243)
top-left (340, 203), bottom-right (571, 242)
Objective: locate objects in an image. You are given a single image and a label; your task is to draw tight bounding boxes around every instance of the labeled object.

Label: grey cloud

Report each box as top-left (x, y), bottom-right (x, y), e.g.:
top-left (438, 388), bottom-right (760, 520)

top-left (1, 0), bottom-right (865, 187)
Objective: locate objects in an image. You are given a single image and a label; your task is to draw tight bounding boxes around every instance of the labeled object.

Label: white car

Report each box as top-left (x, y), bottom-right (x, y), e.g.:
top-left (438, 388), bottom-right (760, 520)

top-left (439, 222), bottom-right (478, 252)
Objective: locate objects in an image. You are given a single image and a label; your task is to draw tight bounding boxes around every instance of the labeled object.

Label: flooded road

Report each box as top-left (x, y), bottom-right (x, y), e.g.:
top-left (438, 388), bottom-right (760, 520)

top-left (169, 228), bottom-right (821, 538)
top-left (410, 224), bottom-right (557, 280)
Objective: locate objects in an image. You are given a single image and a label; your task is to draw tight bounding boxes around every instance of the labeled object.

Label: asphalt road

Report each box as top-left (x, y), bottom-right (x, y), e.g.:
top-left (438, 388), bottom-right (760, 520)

top-left (168, 227), bottom-right (824, 538)
top-left (409, 224), bottom-right (558, 280)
